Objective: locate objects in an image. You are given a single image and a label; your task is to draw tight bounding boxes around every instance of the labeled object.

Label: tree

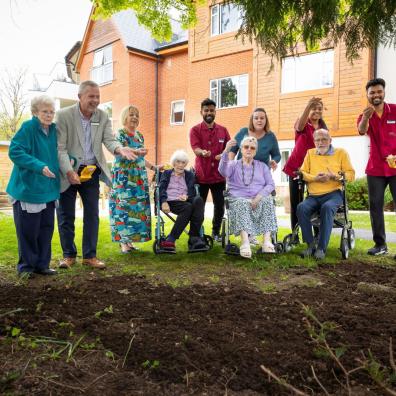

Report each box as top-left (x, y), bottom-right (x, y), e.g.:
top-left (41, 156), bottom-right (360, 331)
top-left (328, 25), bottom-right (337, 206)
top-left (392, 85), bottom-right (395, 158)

top-left (91, 0), bottom-right (396, 61)
top-left (0, 68), bottom-right (28, 140)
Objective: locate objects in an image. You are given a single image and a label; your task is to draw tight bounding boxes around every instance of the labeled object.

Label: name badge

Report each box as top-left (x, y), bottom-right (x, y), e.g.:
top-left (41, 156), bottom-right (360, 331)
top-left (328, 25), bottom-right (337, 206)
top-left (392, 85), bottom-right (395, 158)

top-left (218, 139), bottom-right (225, 143)
top-left (387, 120), bottom-right (396, 124)
top-left (91, 122), bottom-right (99, 126)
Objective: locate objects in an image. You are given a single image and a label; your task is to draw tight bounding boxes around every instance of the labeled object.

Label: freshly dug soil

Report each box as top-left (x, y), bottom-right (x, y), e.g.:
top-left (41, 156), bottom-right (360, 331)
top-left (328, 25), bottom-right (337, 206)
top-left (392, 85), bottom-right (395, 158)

top-left (0, 261), bottom-right (395, 395)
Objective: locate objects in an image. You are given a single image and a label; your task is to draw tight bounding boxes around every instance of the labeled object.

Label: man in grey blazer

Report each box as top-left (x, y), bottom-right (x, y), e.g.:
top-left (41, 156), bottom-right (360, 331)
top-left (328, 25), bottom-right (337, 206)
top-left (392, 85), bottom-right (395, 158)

top-left (56, 80), bottom-right (136, 269)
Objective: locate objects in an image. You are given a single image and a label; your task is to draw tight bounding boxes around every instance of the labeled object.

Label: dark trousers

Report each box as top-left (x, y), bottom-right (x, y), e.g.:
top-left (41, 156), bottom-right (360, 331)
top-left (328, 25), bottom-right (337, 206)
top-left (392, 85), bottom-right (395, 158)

top-left (199, 182), bottom-right (225, 235)
top-left (168, 197), bottom-right (204, 240)
top-left (57, 170), bottom-right (100, 259)
top-left (289, 177), bottom-right (306, 230)
top-left (13, 201), bottom-right (55, 274)
top-left (367, 175), bottom-right (396, 247)
top-left (297, 190), bottom-right (343, 251)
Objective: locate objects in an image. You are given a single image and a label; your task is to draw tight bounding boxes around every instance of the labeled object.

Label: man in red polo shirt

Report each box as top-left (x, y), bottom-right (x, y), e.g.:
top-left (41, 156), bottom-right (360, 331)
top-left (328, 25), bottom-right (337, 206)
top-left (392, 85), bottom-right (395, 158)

top-left (190, 98), bottom-right (231, 241)
top-left (357, 78), bottom-right (396, 256)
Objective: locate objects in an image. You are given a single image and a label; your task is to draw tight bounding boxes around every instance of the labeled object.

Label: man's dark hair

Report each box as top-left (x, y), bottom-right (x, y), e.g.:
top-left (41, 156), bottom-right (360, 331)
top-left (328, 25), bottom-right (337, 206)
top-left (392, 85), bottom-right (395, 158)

top-left (201, 98), bottom-right (216, 108)
top-left (366, 78), bottom-right (386, 91)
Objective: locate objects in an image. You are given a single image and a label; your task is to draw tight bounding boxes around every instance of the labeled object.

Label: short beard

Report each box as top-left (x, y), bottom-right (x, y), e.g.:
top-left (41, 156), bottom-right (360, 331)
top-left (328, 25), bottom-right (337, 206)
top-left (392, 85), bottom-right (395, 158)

top-left (204, 115), bottom-right (214, 124)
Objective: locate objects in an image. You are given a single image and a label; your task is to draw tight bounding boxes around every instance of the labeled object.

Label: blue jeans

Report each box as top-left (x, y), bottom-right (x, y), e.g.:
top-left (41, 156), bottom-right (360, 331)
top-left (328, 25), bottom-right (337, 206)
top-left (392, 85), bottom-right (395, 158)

top-left (296, 190), bottom-right (343, 251)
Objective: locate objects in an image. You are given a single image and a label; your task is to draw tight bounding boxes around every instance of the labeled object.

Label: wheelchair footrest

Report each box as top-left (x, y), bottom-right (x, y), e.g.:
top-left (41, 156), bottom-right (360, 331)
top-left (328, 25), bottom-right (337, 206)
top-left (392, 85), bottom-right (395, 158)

top-left (188, 246), bottom-right (210, 253)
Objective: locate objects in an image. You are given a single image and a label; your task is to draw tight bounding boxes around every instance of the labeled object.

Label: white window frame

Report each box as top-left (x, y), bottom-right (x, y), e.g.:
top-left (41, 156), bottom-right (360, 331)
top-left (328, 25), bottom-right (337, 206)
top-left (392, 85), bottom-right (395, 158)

top-left (211, 3), bottom-right (243, 36)
top-left (210, 74), bottom-right (248, 109)
top-left (91, 45), bottom-right (113, 86)
top-left (281, 49), bottom-right (334, 94)
top-left (280, 149), bottom-right (291, 184)
top-left (98, 101), bottom-right (113, 125)
top-left (170, 100), bottom-right (185, 125)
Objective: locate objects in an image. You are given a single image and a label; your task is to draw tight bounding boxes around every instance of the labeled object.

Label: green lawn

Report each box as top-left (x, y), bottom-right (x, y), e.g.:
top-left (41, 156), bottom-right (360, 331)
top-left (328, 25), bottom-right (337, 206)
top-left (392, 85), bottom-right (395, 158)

top-left (1, 211), bottom-right (395, 287)
top-left (278, 212), bottom-right (396, 232)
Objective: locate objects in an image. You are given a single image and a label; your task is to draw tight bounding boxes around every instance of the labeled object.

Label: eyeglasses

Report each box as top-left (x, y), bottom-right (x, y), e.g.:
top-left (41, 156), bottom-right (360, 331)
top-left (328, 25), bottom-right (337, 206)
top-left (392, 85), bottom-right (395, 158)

top-left (242, 145), bottom-right (256, 150)
top-left (40, 110), bottom-right (55, 116)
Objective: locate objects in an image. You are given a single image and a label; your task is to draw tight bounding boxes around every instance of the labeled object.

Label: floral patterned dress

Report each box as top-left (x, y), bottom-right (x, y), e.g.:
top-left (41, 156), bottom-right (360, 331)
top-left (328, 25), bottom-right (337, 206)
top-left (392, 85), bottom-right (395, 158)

top-left (109, 128), bottom-right (151, 243)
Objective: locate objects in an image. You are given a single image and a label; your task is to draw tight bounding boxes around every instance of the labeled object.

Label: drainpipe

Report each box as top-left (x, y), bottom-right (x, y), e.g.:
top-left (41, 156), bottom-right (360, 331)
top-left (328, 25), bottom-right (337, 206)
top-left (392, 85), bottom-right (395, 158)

top-left (373, 45), bottom-right (378, 78)
top-left (155, 57), bottom-right (159, 165)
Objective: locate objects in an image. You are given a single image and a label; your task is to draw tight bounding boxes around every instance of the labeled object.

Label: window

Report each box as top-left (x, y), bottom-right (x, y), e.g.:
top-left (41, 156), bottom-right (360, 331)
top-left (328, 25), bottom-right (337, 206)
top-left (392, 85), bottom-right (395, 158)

top-left (99, 101), bottom-right (112, 125)
top-left (281, 50), bottom-right (334, 94)
top-left (210, 74), bottom-right (248, 109)
top-left (91, 45), bottom-right (113, 85)
top-left (211, 3), bottom-right (242, 36)
top-left (170, 100), bottom-right (185, 125)
top-left (280, 150), bottom-right (291, 183)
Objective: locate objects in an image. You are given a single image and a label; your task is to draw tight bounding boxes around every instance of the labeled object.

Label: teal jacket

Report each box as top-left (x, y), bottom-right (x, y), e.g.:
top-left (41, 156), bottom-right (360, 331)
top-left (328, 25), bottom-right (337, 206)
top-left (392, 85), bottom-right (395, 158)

top-left (230, 127), bottom-right (281, 166)
top-left (6, 116), bottom-right (60, 203)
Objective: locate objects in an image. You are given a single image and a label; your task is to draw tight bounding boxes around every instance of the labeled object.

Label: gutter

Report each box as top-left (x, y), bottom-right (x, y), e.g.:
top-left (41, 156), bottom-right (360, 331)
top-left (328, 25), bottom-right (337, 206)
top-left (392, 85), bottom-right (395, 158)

top-left (155, 58), bottom-right (159, 165)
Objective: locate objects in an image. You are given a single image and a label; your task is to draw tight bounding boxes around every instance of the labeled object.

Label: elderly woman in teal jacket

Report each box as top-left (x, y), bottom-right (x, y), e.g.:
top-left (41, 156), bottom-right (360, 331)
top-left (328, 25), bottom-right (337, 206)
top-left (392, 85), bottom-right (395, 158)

top-left (6, 95), bottom-right (60, 277)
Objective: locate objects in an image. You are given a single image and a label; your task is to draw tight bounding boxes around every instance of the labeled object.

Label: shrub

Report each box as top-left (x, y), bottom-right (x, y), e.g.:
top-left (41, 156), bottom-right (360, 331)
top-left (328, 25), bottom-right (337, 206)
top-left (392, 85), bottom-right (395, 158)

top-left (346, 177), bottom-right (369, 210)
top-left (346, 177), bottom-right (394, 211)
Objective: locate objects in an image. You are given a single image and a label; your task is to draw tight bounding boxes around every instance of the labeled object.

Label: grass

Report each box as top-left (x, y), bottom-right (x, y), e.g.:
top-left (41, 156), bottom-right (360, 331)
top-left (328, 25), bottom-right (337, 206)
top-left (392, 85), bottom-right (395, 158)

top-left (279, 212), bottom-right (396, 232)
top-left (0, 211), bottom-right (395, 288)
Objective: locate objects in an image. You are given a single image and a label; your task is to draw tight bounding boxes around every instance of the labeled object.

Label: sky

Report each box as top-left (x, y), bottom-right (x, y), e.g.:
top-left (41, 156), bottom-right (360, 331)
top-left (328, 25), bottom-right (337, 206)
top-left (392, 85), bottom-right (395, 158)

top-left (0, 0), bottom-right (92, 84)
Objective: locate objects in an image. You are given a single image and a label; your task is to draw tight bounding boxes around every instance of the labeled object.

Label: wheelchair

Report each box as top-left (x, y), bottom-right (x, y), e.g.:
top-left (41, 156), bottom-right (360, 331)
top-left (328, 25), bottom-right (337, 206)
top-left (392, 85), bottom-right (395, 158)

top-left (152, 168), bottom-right (214, 254)
top-left (282, 171), bottom-right (355, 259)
top-left (220, 190), bottom-right (284, 256)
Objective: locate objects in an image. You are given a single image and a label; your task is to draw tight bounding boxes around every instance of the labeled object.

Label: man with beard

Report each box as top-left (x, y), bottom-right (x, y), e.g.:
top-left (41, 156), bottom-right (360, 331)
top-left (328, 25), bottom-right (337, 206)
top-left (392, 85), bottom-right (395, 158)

top-left (297, 129), bottom-right (355, 260)
top-left (189, 98), bottom-right (230, 241)
top-left (358, 78), bottom-right (396, 256)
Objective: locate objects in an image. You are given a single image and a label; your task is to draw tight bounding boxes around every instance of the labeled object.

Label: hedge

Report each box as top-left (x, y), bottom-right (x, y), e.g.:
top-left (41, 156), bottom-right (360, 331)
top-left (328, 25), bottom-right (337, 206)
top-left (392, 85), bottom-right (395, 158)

top-left (346, 177), bottom-right (394, 211)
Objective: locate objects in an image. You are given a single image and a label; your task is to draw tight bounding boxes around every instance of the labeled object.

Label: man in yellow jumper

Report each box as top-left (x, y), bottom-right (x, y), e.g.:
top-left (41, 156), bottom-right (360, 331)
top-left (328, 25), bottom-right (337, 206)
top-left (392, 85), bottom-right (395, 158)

top-left (297, 129), bottom-right (355, 259)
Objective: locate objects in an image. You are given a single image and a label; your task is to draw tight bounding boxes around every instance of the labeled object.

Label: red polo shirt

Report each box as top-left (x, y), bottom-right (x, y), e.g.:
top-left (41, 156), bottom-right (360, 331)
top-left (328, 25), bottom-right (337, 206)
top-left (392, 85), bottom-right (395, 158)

top-left (190, 121), bottom-right (230, 184)
top-left (357, 103), bottom-right (396, 177)
top-left (283, 121), bottom-right (316, 177)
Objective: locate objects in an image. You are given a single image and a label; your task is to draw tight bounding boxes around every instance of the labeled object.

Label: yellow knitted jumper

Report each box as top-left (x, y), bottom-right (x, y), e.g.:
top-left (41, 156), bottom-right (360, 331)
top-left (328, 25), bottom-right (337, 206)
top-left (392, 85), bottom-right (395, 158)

top-left (300, 147), bottom-right (355, 195)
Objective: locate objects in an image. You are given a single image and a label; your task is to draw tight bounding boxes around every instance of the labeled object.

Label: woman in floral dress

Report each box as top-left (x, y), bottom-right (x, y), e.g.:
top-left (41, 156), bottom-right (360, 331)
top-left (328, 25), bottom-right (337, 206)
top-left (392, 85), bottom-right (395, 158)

top-left (109, 105), bottom-right (156, 253)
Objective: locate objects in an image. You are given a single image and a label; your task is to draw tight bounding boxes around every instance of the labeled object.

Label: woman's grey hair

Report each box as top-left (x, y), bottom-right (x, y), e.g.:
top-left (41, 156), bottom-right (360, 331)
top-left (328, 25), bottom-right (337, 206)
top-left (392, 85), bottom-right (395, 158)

top-left (170, 150), bottom-right (189, 166)
top-left (240, 135), bottom-right (258, 149)
top-left (120, 105), bottom-right (139, 126)
top-left (78, 80), bottom-right (99, 95)
top-left (31, 95), bottom-right (56, 115)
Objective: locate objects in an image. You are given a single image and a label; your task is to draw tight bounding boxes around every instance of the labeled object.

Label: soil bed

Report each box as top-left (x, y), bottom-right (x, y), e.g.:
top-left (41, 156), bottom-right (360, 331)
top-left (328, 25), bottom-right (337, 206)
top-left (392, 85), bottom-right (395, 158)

top-left (0, 261), bottom-right (395, 395)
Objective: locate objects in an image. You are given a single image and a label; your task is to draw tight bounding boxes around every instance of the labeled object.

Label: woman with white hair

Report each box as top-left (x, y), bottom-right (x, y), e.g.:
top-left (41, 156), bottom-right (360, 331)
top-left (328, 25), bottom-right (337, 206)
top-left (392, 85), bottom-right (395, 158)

top-left (219, 136), bottom-right (278, 258)
top-left (158, 150), bottom-right (206, 252)
top-left (7, 95), bottom-right (60, 277)
top-left (109, 105), bottom-right (156, 253)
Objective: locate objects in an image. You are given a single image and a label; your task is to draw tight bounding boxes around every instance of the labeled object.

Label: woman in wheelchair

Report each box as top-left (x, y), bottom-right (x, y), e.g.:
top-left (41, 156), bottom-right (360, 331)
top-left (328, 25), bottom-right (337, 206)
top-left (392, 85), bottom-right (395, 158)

top-left (219, 136), bottom-right (277, 258)
top-left (158, 150), bottom-right (207, 252)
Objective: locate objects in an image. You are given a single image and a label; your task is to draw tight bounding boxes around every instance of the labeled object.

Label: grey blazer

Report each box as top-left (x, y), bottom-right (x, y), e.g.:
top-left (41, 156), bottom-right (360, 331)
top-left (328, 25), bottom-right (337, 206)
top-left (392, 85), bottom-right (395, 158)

top-left (56, 103), bottom-right (120, 192)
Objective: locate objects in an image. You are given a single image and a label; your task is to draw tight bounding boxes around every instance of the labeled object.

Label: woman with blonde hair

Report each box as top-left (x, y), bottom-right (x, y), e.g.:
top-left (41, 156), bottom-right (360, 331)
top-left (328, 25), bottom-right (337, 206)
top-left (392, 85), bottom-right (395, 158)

top-left (109, 105), bottom-right (156, 253)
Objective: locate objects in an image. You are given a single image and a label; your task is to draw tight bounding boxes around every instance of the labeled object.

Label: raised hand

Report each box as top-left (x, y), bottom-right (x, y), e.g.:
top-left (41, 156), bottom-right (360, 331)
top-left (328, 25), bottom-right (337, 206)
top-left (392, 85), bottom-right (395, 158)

top-left (362, 106), bottom-right (375, 119)
top-left (225, 139), bottom-right (237, 153)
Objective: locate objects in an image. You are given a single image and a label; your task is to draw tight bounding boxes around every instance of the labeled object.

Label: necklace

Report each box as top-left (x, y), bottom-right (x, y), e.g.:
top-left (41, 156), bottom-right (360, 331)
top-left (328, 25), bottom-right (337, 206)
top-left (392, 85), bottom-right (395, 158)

top-left (241, 160), bottom-right (255, 186)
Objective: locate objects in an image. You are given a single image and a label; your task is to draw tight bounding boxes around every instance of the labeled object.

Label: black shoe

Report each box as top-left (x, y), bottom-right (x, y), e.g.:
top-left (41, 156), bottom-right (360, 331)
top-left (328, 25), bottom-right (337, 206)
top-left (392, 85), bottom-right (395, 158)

top-left (34, 268), bottom-right (57, 276)
top-left (189, 236), bottom-right (206, 250)
top-left (300, 242), bottom-right (316, 258)
top-left (367, 245), bottom-right (388, 256)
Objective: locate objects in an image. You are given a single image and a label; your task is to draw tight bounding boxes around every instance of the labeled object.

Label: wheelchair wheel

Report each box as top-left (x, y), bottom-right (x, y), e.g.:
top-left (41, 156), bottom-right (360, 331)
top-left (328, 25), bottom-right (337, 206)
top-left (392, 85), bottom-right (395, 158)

top-left (220, 218), bottom-right (227, 248)
top-left (204, 234), bottom-right (214, 249)
top-left (153, 239), bottom-right (160, 254)
top-left (340, 229), bottom-right (349, 259)
top-left (275, 242), bottom-right (284, 253)
top-left (283, 234), bottom-right (293, 252)
top-left (347, 229), bottom-right (355, 249)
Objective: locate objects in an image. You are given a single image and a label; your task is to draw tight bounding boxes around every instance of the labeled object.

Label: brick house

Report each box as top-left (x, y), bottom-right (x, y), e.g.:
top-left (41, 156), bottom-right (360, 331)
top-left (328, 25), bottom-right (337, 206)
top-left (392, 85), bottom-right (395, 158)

top-left (72, 2), bottom-right (380, 192)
